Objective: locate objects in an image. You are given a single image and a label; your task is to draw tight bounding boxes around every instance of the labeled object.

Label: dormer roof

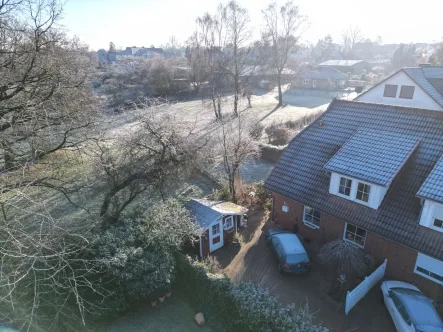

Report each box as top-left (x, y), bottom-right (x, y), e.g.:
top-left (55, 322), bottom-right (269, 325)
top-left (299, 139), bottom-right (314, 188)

top-left (417, 155), bottom-right (443, 204)
top-left (324, 129), bottom-right (419, 186)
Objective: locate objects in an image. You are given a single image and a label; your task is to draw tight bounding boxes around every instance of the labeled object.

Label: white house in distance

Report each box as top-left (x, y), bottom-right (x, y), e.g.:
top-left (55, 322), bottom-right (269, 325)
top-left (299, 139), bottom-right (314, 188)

top-left (356, 65), bottom-right (443, 111)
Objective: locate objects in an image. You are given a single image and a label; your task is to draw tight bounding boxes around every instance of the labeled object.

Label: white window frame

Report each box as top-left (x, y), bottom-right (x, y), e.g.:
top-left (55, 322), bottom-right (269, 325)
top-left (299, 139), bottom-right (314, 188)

top-left (224, 216), bottom-right (234, 230)
top-left (343, 223), bottom-right (367, 248)
top-left (338, 176), bottom-right (353, 198)
top-left (414, 253), bottom-right (443, 285)
top-left (303, 205), bottom-right (321, 229)
top-left (303, 79), bottom-right (311, 85)
top-left (356, 182), bottom-right (371, 205)
top-left (419, 200), bottom-right (443, 234)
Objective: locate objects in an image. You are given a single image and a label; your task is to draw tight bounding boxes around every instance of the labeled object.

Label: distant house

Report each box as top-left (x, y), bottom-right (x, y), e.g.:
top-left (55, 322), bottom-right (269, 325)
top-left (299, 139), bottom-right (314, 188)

top-left (356, 65), bottom-right (443, 111)
top-left (186, 199), bottom-right (247, 257)
top-left (292, 67), bottom-right (348, 91)
top-left (318, 60), bottom-right (371, 75)
top-left (97, 46), bottom-right (165, 63)
top-left (265, 99), bottom-right (443, 301)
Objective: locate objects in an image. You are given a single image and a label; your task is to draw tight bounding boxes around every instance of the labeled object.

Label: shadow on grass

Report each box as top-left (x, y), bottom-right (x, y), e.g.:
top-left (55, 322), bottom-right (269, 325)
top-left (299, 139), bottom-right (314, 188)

top-left (106, 293), bottom-right (213, 332)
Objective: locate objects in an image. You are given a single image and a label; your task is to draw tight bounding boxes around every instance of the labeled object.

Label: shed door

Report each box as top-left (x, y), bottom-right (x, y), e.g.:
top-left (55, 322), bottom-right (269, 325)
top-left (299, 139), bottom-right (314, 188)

top-left (209, 220), bottom-right (224, 252)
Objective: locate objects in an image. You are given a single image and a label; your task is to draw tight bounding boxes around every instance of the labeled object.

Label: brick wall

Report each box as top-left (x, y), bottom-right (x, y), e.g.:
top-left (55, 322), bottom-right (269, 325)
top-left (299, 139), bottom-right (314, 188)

top-left (272, 192), bottom-right (443, 301)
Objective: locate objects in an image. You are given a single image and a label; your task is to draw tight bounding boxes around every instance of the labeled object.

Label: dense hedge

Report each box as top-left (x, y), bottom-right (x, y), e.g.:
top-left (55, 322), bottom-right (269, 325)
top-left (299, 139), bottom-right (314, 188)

top-left (176, 255), bottom-right (327, 332)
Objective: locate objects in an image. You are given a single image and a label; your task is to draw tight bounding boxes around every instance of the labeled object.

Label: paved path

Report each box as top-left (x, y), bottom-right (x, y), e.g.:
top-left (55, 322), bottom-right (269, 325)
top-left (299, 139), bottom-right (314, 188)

top-left (215, 211), bottom-right (395, 332)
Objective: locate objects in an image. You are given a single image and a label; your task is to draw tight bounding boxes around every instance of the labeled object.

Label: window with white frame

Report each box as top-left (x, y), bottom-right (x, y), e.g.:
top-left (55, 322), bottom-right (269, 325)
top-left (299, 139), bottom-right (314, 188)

top-left (356, 182), bottom-right (371, 203)
top-left (414, 253), bottom-right (443, 285)
top-left (212, 223), bottom-right (220, 235)
top-left (433, 218), bottom-right (443, 229)
top-left (303, 206), bottom-right (321, 228)
top-left (344, 223), bottom-right (367, 247)
top-left (339, 177), bottom-right (352, 196)
top-left (224, 216), bottom-right (234, 230)
top-left (303, 79), bottom-right (311, 85)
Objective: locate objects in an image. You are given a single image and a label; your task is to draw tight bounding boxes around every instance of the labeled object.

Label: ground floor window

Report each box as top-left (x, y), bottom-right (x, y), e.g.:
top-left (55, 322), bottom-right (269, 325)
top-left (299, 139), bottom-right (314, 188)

top-left (303, 206), bottom-right (321, 228)
top-left (303, 79), bottom-right (311, 85)
top-left (414, 253), bottom-right (443, 285)
top-left (343, 223), bottom-right (367, 247)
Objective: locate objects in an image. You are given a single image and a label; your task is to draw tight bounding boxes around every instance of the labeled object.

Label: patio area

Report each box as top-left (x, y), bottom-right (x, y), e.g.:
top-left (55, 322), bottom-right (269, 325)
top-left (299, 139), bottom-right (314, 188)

top-left (212, 210), bottom-right (395, 332)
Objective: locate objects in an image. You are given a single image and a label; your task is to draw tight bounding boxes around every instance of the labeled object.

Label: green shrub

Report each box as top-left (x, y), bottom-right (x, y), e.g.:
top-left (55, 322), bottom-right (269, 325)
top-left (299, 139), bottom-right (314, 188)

top-left (209, 183), bottom-right (232, 201)
top-left (92, 199), bottom-right (200, 314)
top-left (253, 181), bottom-right (272, 205)
top-left (264, 201), bottom-right (272, 210)
top-left (176, 255), bottom-right (327, 332)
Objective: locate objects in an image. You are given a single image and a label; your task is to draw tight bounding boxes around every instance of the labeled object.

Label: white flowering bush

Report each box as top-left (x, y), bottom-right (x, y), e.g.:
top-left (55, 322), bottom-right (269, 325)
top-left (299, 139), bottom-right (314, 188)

top-left (176, 255), bottom-right (328, 332)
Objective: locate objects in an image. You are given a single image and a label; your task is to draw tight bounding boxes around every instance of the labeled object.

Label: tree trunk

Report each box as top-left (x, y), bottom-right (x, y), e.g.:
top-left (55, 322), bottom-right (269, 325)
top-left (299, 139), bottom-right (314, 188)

top-left (233, 75), bottom-right (239, 117)
top-left (211, 87), bottom-right (218, 120)
top-left (277, 71), bottom-right (283, 106)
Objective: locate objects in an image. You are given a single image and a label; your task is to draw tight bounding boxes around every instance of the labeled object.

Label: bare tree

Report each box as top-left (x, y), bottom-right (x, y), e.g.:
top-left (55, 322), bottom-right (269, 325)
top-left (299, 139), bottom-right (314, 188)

top-left (318, 239), bottom-right (367, 278)
top-left (216, 112), bottom-right (259, 203)
top-left (262, 1), bottom-right (308, 106)
top-left (91, 99), bottom-right (210, 227)
top-left (429, 42), bottom-right (443, 66)
top-left (196, 7), bottom-right (229, 120)
top-left (224, 1), bottom-right (252, 116)
top-left (0, 0), bottom-right (97, 171)
top-left (341, 25), bottom-right (363, 55)
top-left (185, 32), bottom-right (207, 93)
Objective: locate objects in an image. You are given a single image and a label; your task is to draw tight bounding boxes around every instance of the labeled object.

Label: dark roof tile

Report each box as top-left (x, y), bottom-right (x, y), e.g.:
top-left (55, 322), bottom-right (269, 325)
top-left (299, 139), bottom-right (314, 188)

top-left (265, 100), bottom-right (443, 260)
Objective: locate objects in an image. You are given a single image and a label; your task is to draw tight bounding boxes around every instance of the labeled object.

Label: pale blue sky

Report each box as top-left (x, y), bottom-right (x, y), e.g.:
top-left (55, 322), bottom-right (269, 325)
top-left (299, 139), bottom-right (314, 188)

top-left (63, 0), bottom-right (443, 51)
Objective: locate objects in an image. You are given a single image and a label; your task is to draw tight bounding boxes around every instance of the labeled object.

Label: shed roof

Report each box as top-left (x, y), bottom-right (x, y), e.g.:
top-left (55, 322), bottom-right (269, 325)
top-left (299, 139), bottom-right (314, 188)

top-left (417, 155), bottom-right (443, 204)
top-left (185, 199), bottom-right (247, 229)
top-left (265, 99), bottom-right (443, 260)
top-left (324, 129), bottom-right (420, 186)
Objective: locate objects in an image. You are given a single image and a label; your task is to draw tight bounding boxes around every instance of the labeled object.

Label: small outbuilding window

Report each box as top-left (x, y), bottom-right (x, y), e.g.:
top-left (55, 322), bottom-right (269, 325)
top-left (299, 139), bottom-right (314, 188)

top-left (303, 206), bottom-right (321, 228)
top-left (383, 84), bottom-right (398, 98)
top-left (224, 216), bottom-right (234, 230)
top-left (399, 85), bottom-right (415, 99)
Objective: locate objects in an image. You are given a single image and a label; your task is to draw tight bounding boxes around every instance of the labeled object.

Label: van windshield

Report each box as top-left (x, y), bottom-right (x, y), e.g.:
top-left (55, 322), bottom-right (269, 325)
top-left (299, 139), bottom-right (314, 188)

top-left (286, 253), bottom-right (309, 264)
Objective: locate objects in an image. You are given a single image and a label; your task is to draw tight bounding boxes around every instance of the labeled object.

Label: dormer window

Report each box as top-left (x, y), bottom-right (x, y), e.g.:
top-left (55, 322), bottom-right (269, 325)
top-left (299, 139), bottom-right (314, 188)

top-left (339, 177), bottom-right (352, 196)
top-left (324, 129), bottom-right (419, 210)
top-left (416, 155), bottom-right (443, 233)
top-left (356, 182), bottom-right (371, 203)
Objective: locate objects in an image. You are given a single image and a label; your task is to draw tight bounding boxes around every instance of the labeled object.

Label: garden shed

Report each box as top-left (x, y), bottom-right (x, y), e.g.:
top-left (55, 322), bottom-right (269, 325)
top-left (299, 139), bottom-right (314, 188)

top-left (186, 199), bottom-right (248, 257)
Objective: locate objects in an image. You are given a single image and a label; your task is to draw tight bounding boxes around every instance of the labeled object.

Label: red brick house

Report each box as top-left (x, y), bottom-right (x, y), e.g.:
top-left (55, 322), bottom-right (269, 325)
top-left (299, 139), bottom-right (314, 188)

top-left (186, 199), bottom-right (247, 257)
top-left (265, 99), bottom-right (443, 301)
